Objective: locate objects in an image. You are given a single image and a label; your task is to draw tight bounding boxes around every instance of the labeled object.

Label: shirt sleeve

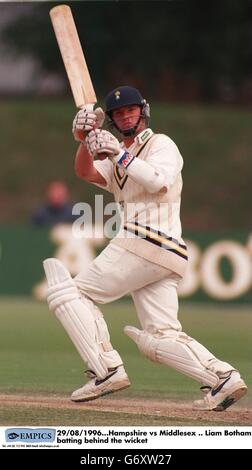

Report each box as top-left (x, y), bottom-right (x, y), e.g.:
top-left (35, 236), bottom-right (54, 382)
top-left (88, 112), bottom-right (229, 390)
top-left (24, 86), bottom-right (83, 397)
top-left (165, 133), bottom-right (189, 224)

top-left (93, 158), bottom-right (114, 193)
top-left (146, 134), bottom-right (183, 189)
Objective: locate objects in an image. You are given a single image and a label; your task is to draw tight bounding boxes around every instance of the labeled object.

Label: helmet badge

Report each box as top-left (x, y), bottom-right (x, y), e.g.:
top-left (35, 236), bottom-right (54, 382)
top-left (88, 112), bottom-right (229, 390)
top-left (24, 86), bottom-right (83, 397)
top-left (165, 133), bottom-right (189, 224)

top-left (115, 91), bottom-right (121, 100)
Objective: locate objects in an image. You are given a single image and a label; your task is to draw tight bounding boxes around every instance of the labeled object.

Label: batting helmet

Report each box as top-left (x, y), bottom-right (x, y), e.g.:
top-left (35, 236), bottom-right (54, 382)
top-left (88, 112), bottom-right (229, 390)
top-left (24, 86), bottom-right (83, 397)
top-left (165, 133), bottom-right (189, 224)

top-left (105, 86), bottom-right (150, 136)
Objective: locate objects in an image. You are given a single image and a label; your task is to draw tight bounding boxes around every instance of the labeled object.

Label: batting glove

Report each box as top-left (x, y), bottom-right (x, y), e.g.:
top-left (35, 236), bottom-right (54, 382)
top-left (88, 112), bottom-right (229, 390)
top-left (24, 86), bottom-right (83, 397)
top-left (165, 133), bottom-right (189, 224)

top-left (87, 129), bottom-right (137, 168)
top-left (72, 106), bottom-right (105, 142)
top-left (86, 129), bottom-right (121, 159)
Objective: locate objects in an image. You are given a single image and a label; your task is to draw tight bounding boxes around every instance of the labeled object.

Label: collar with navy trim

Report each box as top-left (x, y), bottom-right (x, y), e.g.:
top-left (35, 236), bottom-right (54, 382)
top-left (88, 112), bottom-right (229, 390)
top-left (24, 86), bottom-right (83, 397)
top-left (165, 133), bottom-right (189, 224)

top-left (120, 128), bottom-right (154, 151)
top-left (135, 128), bottom-right (154, 145)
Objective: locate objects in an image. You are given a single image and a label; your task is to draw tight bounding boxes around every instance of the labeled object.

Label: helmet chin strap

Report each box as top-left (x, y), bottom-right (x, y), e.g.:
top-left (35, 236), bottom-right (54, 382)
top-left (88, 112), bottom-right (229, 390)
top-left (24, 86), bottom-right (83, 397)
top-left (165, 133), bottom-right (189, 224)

top-left (112, 114), bottom-right (144, 137)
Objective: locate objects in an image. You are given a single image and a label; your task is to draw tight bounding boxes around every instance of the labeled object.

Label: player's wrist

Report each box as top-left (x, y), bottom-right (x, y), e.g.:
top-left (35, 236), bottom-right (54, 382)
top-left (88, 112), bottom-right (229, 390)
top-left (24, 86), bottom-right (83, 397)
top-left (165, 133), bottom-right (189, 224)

top-left (74, 129), bottom-right (88, 143)
top-left (113, 149), bottom-right (136, 169)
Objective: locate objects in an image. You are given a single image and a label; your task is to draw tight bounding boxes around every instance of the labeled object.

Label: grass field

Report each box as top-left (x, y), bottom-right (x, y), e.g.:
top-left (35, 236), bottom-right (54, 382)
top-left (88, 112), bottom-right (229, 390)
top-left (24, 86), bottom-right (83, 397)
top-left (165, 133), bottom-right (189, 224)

top-left (0, 297), bottom-right (251, 426)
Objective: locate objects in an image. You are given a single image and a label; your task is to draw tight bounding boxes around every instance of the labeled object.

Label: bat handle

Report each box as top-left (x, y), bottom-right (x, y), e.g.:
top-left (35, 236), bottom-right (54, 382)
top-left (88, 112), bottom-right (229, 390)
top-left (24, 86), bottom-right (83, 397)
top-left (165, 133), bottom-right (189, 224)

top-left (80, 103), bottom-right (94, 111)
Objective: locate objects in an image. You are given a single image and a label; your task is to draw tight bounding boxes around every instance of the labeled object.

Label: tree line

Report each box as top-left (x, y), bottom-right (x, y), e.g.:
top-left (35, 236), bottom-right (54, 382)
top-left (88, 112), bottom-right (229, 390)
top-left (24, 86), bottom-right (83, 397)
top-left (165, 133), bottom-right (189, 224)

top-left (2, 0), bottom-right (252, 104)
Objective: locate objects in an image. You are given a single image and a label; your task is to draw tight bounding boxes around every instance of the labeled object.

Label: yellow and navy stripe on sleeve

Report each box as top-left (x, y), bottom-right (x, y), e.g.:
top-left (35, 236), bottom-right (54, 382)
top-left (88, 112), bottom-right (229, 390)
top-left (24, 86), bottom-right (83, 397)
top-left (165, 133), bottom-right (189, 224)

top-left (124, 221), bottom-right (188, 260)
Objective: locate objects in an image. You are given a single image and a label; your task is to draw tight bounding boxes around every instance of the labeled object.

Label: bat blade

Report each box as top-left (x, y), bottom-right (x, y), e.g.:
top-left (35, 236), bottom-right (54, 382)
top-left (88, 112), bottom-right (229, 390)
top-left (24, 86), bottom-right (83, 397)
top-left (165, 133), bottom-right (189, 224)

top-left (49, 4), bottom-right (97, 108)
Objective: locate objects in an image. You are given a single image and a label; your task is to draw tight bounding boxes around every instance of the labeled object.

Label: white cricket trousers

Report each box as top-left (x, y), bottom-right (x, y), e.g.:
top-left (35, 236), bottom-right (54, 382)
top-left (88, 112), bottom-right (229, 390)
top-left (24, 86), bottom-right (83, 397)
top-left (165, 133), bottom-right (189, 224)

top-left (75, 242), bottom-right (182, 334)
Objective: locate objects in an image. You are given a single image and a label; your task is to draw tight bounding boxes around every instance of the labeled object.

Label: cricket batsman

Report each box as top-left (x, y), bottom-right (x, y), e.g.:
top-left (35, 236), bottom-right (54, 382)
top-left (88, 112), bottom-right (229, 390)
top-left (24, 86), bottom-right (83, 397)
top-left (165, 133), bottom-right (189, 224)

top-left (43, 86), bottom-right (247, 411)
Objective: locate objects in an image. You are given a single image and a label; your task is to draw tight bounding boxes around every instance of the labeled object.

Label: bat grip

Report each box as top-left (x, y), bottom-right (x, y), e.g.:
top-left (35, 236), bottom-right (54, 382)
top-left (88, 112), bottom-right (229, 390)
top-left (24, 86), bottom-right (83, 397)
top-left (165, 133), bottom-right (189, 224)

top-left (80, 103), bottom-right (94, 111)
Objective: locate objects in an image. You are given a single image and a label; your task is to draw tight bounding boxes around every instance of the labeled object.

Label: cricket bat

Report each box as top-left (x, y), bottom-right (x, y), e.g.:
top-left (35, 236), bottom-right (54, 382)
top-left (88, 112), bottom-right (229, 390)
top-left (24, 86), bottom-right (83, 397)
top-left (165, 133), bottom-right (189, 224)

top-left (49, 4), bottom-right (97, 109)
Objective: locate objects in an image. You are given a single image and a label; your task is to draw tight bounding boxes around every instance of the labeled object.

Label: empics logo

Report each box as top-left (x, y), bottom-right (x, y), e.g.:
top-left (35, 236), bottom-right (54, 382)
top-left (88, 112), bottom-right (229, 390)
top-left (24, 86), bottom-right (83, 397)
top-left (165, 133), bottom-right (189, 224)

top-left (7, 432), bottom-right (19, 440)
top-left (5, 428), bottom-right (56, 443)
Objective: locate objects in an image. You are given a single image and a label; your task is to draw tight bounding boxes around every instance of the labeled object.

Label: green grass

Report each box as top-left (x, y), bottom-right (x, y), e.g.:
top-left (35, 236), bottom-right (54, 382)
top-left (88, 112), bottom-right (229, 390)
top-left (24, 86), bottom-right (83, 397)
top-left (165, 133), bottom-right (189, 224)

top-left (0, 297), bottom-right (251, 425)
top-left (0, 297), bottom-right (251, 398)
top-left (0, 405), bottom-right (242, 427)
top-left (0, 99), bottom-right (251, 229)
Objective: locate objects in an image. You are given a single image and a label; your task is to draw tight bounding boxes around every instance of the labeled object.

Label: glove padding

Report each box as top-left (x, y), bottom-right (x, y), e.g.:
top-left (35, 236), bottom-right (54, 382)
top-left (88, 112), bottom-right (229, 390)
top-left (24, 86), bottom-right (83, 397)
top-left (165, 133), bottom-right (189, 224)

top-left (72, 106), bottom-right (105, 142)
top-left (86, 129), bottom-right (121, 159)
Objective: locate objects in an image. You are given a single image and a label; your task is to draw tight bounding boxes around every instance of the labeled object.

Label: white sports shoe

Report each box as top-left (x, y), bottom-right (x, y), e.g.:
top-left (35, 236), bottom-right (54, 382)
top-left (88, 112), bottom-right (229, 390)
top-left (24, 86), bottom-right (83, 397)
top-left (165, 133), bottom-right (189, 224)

top-left (71, 365), bottom-right (131, 402)
top-left (192, 371), bottom-right (247, 411)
